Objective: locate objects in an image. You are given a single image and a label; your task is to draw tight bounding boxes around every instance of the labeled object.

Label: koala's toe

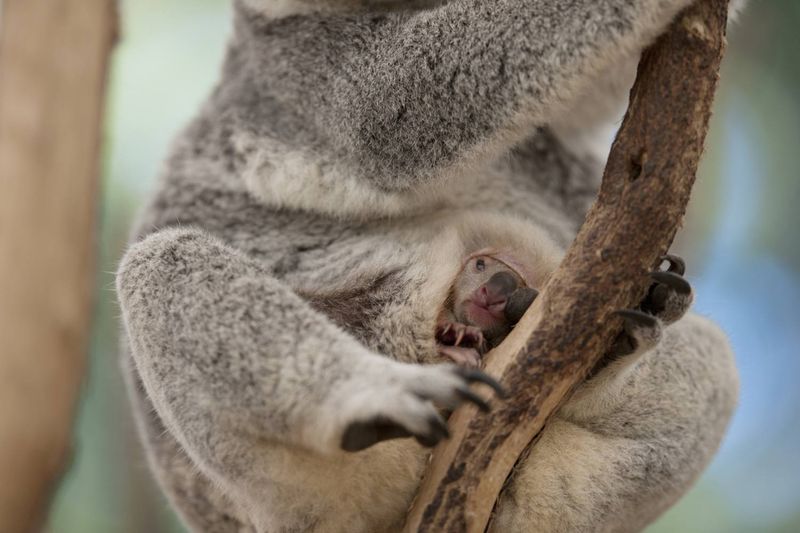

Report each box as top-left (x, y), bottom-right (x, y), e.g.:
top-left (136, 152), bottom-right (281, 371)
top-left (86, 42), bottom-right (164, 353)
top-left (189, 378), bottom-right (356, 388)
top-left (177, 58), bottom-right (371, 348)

top-left (610, 308), bottom-right (663, 357)
top-left (641, 256), bottom-right (694, 324)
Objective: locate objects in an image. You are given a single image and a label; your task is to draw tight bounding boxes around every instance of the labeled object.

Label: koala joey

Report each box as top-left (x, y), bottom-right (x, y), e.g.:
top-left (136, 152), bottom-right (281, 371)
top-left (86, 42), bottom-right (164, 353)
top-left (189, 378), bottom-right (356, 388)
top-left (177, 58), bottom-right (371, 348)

top-left (436, 250), bottom-right (540, 367)
top-left (117, 0), bottom-right (741, 532)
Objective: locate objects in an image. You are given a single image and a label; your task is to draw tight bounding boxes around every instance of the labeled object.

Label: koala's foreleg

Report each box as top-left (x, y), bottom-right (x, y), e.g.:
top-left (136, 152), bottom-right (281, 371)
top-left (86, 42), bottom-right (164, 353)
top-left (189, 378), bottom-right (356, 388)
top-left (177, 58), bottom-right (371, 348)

top-left (116, 228), bottom-right (500, 490)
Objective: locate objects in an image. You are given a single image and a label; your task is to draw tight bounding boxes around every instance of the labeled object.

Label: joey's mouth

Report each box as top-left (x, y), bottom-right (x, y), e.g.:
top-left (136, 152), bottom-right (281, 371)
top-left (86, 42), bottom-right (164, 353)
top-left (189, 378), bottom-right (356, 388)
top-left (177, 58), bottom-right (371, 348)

top-left (464, 300), bottom-right (505, 328)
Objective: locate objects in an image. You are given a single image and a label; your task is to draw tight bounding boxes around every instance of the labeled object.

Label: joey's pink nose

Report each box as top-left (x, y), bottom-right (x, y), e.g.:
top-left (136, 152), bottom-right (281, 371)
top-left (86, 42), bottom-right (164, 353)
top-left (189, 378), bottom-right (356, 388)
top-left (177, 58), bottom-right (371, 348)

top-left (479, 285), bottom-right (507, 307)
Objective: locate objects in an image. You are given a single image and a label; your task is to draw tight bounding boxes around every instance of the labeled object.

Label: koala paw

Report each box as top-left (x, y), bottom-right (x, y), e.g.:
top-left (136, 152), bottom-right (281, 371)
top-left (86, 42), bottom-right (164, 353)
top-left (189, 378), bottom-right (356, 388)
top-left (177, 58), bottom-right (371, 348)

top-left (609, 255), bottom-right (693, 358)
top-left (437, 321), bottom-right (486, 350)
top-left (436, 321), bottom-right (486, 367)
top-left (337, 363), bottom-right (505, 453)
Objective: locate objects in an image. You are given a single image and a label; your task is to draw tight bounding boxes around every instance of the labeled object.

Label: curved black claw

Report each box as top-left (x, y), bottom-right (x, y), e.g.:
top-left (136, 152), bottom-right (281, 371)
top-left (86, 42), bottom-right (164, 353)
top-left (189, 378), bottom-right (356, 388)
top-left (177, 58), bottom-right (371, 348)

top-left (414, 415), bottom-right (451, 447)
top-left (455, 368), bottom-right (508, 399)
top-left (660, 254), bottom-right (686, 276)
top-left (650, 271), bottom-right (691, 295)
top-left (613, 309), bottom-right (658, 328)
top-left (456, 387), bottom-right (491, 412)
top-left (504, 287), bottom-right (539, 325)
top-left (341, 417), bottom-right (414, 452)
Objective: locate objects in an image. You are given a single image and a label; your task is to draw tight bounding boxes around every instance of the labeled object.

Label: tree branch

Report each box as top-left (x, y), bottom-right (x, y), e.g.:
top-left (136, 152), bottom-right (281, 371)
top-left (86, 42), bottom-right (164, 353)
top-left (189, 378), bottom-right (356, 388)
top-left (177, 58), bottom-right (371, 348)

top-left (0, 1), bottom-right (117, 531)
top-left (404, 0), bottom-right (731, 531)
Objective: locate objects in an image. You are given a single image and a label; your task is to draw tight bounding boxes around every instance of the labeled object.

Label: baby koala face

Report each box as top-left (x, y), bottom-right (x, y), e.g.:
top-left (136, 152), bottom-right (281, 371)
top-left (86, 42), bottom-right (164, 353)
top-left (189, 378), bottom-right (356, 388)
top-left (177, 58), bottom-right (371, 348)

top-left (451, 254), bottom-right (527, 343)
top-left (437, 251), bottom-right (542, 367)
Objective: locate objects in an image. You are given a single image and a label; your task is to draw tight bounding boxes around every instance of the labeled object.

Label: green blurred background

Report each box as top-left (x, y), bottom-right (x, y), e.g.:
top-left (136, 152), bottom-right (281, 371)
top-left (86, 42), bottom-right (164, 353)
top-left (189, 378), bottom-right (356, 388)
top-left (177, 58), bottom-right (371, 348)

top-left (45, 1), bottom-right (800, 531)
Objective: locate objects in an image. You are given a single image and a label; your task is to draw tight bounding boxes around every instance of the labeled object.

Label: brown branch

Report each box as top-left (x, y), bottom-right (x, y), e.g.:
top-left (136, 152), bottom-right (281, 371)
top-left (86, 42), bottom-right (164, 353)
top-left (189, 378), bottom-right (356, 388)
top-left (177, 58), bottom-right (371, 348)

top-left (404, 0), bottom-right (731, 531)
top-left (0, 1), bottom-right (117, 531)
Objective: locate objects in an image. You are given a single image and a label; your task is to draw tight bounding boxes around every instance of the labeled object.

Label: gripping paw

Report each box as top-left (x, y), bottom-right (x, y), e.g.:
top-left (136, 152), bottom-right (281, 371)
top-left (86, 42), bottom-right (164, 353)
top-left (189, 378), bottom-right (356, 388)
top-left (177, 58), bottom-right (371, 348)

top-left (338, 364), bottom-right (505, 452)
top-left (437, 321), bottom-right (486, 351)
top-left (436, 321), bottom-right (486, 367)
top-left (608, 255), bottom-right (692, 358)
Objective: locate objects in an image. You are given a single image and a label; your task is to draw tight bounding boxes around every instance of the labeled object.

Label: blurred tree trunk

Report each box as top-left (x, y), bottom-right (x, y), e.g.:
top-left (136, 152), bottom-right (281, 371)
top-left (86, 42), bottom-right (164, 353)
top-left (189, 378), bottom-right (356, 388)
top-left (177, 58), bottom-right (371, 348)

top-left (0, 1), bottom-right (117, 531)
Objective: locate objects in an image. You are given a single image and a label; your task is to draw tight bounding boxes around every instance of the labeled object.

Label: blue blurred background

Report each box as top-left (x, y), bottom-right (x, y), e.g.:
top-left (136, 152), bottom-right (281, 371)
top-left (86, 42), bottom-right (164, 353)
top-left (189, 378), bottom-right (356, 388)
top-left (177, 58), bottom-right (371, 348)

top-left (46, 1), bottom-right (800, 531)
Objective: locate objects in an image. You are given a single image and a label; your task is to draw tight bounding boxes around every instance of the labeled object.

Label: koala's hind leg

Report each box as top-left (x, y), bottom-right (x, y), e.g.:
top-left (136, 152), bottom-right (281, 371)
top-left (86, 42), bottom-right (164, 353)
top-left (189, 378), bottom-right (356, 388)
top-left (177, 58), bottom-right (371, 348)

top-left (577, 255), bottom-right (695, 414)
top-left (123, 353), bottom-right (251, 533)
top-left (492, 314), bottom-right (739, 532)
top-left (492, 255), bottom-right (736, 531)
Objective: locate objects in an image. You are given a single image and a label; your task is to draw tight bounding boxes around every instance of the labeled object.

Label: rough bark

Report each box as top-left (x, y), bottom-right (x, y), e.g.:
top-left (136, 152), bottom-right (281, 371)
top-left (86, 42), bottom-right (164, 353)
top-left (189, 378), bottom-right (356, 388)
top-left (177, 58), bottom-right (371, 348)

top-left (404, 0), bottom-right (731, 531)
top-left (0, 1), bottom-right (117, 531)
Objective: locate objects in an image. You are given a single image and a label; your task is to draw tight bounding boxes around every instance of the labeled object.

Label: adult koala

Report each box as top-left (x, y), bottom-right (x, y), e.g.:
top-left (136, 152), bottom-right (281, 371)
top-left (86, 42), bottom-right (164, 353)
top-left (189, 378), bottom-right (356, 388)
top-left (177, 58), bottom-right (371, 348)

top-left (116, 0), bottom-right (741, 531)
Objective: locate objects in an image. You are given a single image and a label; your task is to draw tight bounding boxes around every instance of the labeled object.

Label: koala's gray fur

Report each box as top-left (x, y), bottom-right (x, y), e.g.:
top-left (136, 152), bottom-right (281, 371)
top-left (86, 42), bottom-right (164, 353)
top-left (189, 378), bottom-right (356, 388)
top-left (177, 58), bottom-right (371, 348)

top-left (117, 1), bottom-right (742, 531)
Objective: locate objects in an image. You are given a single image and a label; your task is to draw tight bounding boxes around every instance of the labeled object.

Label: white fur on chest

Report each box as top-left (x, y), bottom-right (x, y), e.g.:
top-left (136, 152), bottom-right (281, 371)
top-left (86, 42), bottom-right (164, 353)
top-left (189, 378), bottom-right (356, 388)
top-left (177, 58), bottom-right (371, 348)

top-left (236, 129), bottom-right (576, 230)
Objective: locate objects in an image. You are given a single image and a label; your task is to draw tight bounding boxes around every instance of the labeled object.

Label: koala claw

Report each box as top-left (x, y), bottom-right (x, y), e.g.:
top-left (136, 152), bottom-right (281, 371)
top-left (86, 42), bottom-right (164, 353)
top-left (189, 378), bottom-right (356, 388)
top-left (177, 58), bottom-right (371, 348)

top-left (414, 417), bottom-right (451, 447)
top-left (612, 308), bottom-right (658, 328)
top-left (660, 254), bottom-right (686, 276)
top-left (644, 256), bottom-right (694, 325)
top-left (649, 270), bottom-right (691, 295)
top-left (437, 321), bottom-right (485, 351)
top-left (436, 321), bottom-right (488, 366)
top-left (455, 367), bottom-right (507, 399)
top-left (456, 387), bottom-right (491, 412)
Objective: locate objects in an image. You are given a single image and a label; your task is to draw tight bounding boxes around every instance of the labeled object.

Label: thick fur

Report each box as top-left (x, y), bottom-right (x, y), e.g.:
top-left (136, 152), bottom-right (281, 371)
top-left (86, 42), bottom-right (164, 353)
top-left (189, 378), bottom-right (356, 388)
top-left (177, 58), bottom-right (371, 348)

top-left (117, 1), bottom-right (741, 531)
